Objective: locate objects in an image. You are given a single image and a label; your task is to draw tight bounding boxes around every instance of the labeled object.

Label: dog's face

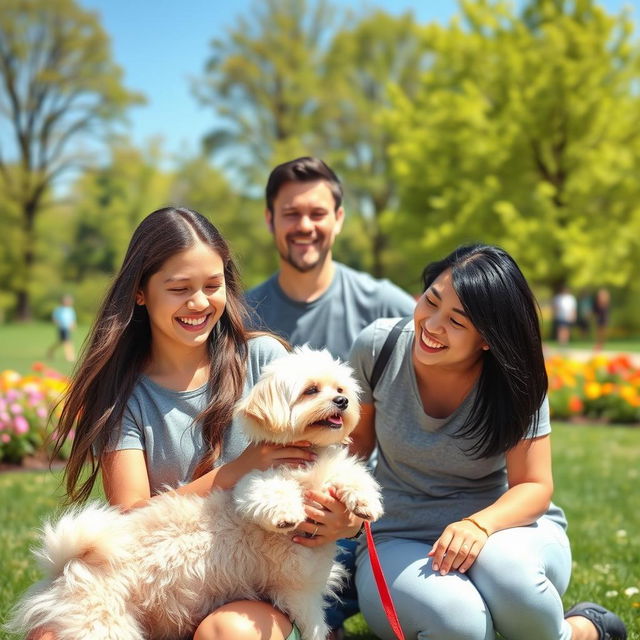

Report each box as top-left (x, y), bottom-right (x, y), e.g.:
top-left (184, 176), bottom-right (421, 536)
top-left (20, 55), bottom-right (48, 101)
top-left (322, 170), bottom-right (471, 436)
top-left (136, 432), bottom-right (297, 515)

top-left (234, 347), bottom-right (361, 447)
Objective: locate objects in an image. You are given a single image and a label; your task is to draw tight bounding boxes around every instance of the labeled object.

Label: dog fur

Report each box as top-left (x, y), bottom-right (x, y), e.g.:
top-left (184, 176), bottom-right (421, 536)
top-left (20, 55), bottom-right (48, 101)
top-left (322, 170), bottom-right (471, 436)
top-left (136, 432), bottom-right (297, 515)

top-left (8, 347), bottom-right (383, 640)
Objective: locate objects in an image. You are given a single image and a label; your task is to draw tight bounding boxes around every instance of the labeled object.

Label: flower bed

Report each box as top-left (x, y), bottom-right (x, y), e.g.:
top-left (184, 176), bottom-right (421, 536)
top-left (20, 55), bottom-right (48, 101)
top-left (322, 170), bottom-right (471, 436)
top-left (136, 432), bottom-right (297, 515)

top-left (0, 364), bottom-right (70, 464)
top-left (547, 354), bottom-right (640, 423)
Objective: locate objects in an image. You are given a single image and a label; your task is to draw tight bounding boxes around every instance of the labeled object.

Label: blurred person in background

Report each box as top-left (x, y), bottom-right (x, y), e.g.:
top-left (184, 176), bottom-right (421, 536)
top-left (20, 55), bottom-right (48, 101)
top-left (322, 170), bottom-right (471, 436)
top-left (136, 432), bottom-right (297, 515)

top-left (552, 286), bottom-right (577, 345)
top-left (46, 294), bottom-right (77, 362)
top-left (593, 288), bottom-right (611, 351)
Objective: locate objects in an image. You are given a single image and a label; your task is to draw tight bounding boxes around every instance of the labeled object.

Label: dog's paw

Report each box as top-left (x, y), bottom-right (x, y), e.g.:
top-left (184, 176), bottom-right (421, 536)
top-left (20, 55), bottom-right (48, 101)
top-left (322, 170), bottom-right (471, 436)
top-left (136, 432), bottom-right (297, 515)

top-left (332, 487), bottom-right (384, 522)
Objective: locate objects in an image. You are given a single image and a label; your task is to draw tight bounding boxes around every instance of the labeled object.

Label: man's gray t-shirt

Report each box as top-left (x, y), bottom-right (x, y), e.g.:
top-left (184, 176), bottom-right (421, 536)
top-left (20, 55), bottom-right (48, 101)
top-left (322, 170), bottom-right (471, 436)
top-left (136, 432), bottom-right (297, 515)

top-left (108, 335), bottom-right (287, 494)
top-left (349, 318), bottom-right (567, 543)
top-left (245, 262), bottom-right (415, 360)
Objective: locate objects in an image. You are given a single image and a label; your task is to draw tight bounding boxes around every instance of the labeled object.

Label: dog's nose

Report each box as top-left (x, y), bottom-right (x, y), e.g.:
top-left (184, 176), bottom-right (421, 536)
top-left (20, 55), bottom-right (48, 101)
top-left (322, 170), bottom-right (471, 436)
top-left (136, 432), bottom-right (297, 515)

top-left (333, 395), bottom-right (349, 410)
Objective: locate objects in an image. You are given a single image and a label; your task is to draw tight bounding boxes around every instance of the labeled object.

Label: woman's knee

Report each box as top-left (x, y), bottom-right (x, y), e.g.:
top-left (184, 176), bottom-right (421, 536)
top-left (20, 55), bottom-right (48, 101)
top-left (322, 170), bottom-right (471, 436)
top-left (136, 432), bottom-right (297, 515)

top-left (193, 600), bottom-right (293, 640)
top-left (359, 570), bottom-right (492, 640)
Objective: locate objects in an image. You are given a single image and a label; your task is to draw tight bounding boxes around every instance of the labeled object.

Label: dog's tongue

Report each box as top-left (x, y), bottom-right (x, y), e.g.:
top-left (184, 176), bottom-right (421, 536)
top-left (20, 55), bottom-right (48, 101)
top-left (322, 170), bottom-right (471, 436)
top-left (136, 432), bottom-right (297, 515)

top-left (327, 414), bottom-right (343, 426)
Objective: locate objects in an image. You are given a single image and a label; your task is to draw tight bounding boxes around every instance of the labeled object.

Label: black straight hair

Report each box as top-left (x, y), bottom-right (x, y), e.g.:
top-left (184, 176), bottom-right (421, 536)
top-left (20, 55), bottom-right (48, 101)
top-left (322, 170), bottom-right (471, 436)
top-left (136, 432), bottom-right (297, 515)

top-left (421, 244), bottom-right (548, 457)
top-left (265, 156), bottom-right (343, 213)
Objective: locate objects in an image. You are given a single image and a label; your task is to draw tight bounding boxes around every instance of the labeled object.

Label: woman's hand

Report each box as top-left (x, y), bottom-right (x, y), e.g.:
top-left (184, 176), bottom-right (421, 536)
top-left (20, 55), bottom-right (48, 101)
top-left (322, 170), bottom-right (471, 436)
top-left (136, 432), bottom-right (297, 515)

top-left (218, 441), bottom-right (318, 489)
top-left (293, 486), bottom-right (363, 547)
top-left (428, 519), bottom-right (489, 575)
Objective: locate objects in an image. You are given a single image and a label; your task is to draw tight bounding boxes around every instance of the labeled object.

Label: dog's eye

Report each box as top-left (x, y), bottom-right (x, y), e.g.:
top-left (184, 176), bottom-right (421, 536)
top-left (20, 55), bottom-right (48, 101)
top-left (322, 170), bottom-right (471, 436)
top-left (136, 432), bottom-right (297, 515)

top-left (337, 387), bottom-right (343, 393)
top-left (303, 385), bottom-right (319, 395)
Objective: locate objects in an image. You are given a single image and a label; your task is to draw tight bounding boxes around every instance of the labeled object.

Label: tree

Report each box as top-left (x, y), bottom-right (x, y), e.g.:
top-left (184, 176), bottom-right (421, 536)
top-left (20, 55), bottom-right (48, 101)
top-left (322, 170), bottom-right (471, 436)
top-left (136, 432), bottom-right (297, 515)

top-left (0, 0), bottom-right (143, 319)
top-left (322, 10), bottom-right (426, 277)
top-left (195, 0), bottom-right (336, 190)
top-left (168, 154), bottom-right (277, 287)
top-left (384, 0), bottom-right (640, 292)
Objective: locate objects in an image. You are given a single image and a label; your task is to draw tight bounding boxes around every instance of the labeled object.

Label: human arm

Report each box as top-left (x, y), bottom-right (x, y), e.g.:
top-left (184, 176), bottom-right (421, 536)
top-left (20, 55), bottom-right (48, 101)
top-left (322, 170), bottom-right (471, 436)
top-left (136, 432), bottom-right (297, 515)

top-left (102, 443), bottom-right (318, 511)
top-left (428, 434), bottom-right (554, 575)
top-left (349, 403), bottom-right (376, 460)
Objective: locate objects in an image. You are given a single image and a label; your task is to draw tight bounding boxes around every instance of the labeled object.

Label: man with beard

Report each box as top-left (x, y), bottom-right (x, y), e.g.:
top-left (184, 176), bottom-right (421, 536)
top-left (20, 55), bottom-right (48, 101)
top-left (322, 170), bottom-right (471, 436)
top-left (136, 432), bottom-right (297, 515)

top-left (246, 156), bottom-right (415, 639)
top-left (246, 156), bottom-right (415, 360)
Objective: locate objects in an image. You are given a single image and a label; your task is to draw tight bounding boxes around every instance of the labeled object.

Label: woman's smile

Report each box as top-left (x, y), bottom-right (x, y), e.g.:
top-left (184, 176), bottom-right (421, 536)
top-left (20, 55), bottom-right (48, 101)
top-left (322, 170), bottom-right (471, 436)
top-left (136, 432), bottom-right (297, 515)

top-left (176, 313), bottom-right (211, 331)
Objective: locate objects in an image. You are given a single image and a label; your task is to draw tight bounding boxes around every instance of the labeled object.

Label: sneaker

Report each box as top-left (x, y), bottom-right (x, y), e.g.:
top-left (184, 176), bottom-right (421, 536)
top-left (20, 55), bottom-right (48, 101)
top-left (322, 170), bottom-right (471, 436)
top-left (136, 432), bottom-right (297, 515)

top-left (565, 602), bottom-right (627, 640)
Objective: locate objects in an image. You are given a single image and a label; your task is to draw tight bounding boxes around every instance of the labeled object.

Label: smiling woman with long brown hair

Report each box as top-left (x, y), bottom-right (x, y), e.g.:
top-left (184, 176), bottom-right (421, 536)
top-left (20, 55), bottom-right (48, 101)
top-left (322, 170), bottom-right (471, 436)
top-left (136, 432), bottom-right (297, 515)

top-left (28, 206), bottom-right (360, 640)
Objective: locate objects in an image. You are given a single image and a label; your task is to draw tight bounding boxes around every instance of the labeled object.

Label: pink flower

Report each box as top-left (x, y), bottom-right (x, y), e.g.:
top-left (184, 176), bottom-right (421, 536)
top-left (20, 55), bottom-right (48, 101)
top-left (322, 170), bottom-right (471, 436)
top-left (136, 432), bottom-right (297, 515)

top-left (0, 411), bottom-right (9, 422)
top-left (14, 415), bottom-right (29, 434)
top-left (28, 393), bottom-right (44, 406)
top-left (10, 403), bottom-right (23, 415)
top-left (36, 407), bottom-right (48, 418)
top-left (5, 390), bottom-right (18, 402)
top-left (1, 434), bottom-right (9, 443)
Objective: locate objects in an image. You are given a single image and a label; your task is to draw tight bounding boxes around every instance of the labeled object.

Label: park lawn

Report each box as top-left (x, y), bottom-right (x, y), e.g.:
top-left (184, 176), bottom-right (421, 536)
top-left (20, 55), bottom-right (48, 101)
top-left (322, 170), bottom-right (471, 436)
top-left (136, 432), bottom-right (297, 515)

top-left (0, 424), bottom-right (638, 639)
top-left (0, 322), bottom-right (90, 377)
top-left (545, 337), bottom-right (640, 352)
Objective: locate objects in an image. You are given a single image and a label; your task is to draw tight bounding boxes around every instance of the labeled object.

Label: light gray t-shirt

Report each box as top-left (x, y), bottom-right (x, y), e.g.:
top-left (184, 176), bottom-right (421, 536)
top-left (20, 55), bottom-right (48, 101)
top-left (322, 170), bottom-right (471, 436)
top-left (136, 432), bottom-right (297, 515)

top-left (349, 318), bottom-right (567, 543)
top-left (245, 262), bottom-right (415, 360)
top-left (109, 335), bottom-right (287, 494)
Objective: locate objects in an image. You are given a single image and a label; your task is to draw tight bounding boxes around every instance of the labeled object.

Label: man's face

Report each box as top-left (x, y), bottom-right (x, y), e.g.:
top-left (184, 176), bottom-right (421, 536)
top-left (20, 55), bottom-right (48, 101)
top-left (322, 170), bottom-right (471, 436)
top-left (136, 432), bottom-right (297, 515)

top-left (267, 180), bottom-right (344, 273)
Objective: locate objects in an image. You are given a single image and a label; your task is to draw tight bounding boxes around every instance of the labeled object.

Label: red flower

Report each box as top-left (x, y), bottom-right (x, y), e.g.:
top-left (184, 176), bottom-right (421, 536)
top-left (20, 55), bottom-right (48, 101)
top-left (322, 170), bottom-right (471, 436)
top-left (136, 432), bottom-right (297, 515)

top-left (568, 395), bottom-right (583, 413)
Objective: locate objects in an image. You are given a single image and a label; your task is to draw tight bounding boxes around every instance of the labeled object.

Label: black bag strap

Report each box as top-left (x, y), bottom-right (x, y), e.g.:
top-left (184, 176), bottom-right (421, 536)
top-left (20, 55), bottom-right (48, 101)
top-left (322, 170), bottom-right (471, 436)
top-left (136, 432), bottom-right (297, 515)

top-left (369, 316), bottom-right (412, 392)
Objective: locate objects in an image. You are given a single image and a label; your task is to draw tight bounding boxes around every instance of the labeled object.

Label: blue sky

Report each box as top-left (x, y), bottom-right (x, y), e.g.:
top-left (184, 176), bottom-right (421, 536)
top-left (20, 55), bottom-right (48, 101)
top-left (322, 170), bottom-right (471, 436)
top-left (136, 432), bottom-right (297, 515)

top-left (79, 0), bottom-right (636, 164)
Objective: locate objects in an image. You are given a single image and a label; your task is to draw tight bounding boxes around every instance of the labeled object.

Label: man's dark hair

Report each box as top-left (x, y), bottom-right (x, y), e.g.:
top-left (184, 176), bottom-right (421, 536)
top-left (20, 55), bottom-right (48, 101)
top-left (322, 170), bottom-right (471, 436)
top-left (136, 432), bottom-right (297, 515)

top-left (265, 157), bottom-right (343, 213)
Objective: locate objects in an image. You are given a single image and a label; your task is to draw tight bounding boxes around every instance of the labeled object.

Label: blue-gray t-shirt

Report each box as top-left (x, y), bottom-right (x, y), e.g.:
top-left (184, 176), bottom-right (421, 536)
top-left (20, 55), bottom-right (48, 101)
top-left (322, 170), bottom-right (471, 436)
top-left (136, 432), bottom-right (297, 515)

top-left (349, 318), bottom-right (567, 543)
top-left (245, 262), bottom-right (415, 360)
top-left (108, 335), bottom-right (287, 494)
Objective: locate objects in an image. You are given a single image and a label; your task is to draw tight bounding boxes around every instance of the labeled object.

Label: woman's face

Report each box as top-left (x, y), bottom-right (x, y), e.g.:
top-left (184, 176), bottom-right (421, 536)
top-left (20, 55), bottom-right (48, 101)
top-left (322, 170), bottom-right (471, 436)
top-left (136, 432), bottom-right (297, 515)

top-left (413, 269), bottom-right (488, 372)
top-left (136, 240), bottom-right (227, 358)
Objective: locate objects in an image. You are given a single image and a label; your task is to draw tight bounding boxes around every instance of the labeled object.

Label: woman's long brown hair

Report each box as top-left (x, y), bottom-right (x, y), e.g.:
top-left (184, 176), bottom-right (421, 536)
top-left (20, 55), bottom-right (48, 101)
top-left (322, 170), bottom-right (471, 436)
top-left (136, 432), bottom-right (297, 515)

top-left (52, 207), bottom-right (250, 503)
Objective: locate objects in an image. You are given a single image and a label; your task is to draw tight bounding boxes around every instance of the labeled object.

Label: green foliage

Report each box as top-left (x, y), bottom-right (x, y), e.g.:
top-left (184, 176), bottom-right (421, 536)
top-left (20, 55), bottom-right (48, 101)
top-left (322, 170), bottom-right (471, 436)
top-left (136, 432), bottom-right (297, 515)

top-left (384, 0), bottom-right (640, 293)
top-left (63, 139), bottom-right (170, 282)
top-left (168, 154), bottom-right (278, 288)
top-left (321, 9), bottom-right (426, 276)
top-left (0, 0), bottom-right (144, 319)
top-left (195, 0), bottom-right (337, 188)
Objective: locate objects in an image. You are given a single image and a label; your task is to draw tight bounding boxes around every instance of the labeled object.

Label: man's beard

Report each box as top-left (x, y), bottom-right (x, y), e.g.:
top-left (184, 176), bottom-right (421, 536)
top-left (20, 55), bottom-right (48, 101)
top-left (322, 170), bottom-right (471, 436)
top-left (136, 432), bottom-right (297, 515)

top-left (278, 235), bottom-right (330, 273)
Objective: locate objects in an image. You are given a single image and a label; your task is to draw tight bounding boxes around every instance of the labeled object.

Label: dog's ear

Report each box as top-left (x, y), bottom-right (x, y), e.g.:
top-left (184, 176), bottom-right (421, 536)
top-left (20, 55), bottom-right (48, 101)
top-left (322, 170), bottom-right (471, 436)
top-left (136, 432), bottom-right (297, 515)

top-left (235, 374), bottom-right (292, 439)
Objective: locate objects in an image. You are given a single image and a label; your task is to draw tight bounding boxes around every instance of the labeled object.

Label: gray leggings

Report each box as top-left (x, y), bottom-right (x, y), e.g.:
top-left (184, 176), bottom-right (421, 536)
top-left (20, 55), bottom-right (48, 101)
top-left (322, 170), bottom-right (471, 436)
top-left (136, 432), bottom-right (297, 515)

top-left (355, 517), bottom-right (572, 640)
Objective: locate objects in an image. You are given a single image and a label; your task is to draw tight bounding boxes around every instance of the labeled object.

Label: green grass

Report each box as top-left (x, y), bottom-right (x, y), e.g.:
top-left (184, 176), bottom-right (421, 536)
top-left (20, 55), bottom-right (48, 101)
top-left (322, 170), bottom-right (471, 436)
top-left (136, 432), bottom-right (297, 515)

top-left (0, 322), bottom-right (89, 376)
top-left (0, 424), bottom-right (638, 639)
top-left (545, 337), bottom-right (640, 352)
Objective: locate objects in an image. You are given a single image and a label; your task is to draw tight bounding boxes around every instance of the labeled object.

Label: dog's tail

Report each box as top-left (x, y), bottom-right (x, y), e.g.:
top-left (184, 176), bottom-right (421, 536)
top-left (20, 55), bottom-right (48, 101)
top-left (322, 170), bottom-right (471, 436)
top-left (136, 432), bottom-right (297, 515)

top-left (5, 502), bottom-right (136, 638)
top-left (35, 501), bottom-right (131, 576)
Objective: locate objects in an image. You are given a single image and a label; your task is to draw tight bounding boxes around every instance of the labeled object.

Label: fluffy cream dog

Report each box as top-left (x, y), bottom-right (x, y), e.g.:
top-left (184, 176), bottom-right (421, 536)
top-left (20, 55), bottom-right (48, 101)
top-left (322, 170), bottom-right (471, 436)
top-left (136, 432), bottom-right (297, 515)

top-left (9, 347), bottom-right (383, 640)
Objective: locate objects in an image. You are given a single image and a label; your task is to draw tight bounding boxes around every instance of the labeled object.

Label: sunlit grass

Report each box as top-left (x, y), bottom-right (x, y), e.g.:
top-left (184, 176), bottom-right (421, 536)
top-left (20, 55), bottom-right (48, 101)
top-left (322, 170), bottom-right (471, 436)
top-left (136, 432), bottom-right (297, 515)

top-left (0, 322), bottom-right (89, 377)
top-left (0, 424), bottom-right (638, 639)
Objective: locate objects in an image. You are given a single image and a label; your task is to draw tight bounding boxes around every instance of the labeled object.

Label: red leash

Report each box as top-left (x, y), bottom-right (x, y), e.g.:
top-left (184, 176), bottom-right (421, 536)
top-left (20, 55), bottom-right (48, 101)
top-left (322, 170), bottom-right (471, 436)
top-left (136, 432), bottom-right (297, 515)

top-left (364, 521), bottom-right (405, 640)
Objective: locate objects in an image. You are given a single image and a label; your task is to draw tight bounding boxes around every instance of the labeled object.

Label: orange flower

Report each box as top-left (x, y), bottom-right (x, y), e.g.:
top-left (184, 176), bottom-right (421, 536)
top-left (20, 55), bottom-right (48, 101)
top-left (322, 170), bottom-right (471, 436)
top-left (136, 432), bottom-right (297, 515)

top-left (568, 396), bottom-right (583, 413)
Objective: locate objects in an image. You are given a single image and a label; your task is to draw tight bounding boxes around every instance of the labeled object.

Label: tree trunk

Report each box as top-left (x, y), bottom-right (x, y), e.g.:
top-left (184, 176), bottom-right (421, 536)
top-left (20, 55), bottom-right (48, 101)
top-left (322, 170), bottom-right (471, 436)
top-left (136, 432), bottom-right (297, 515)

top-left (15, 199), bottom-right (38, 321)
